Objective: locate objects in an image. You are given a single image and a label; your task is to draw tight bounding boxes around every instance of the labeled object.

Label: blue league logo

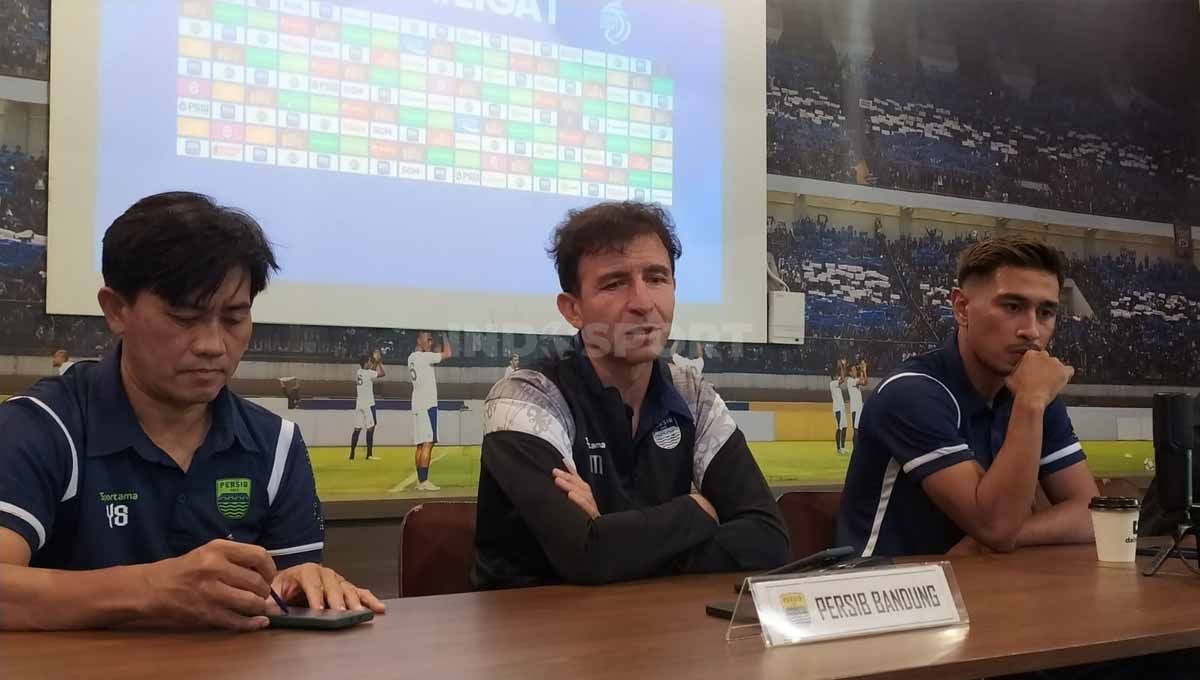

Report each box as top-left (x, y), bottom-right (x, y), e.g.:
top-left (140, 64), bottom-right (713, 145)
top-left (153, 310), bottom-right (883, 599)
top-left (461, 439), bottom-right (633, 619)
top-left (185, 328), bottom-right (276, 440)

top-left (601, 0), bottom-right (631, 46)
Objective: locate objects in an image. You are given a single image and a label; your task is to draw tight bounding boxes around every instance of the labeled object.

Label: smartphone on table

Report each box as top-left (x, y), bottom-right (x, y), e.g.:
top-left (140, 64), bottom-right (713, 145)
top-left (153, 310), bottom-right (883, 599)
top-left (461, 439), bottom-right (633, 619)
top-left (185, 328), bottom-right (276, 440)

top-left (267, 607), bottom-right (375, 630)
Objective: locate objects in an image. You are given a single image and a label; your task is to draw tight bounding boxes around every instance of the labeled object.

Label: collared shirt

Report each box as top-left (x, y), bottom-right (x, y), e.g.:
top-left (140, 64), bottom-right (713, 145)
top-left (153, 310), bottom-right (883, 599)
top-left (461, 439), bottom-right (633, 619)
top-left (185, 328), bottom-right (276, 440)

top-left (572, 342), bottom-right (696, 495)
top-left (472, 336), bottom-right (789, 589)
top-left (0, 346), bottom-right (324, 570)
top-left (836, 334), bottom-right (1085, 557)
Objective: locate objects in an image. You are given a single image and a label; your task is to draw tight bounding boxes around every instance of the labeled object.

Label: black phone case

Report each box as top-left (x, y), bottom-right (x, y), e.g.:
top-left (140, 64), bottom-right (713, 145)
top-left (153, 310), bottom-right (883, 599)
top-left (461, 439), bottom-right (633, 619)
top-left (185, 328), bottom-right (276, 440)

top-left (267, 607), bottom-right (375, 630)
top-left (733, 553), bottom-right (893, 593)
top-left (705, 601), bottom-right (759, 624)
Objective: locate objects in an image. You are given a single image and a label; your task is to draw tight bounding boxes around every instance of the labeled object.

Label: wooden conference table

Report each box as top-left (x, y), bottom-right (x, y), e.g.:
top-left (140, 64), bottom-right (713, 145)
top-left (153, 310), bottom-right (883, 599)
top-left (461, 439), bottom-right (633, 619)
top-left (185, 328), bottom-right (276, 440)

top-left (4, 544), bottom-right (1200, 680)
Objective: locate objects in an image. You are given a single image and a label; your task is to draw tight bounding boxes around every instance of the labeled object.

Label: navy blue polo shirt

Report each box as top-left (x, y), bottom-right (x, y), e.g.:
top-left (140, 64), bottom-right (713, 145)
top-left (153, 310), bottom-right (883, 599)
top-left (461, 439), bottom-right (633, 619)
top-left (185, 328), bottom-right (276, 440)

top-left (576, 346), bottom-right (698, 474)
top-left (836, 334), bottom-right (1086, 557)
top-left (0, 346), bottom-right (324, 570)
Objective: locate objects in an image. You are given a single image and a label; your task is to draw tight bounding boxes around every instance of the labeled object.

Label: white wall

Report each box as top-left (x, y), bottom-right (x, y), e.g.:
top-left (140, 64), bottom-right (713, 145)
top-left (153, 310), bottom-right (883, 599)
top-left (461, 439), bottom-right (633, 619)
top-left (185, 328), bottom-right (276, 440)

top-left (1067, 407), bottom-right (1152, 442)
top-left (733, 411), bottom-right (775, 441)
top-left (768, 175), bottom-right (1195, 240)
top-left (251, 399), bottom-right (776, 447)
top-left (7, 355), bottom-right (1196, 404)
top-left (249, 399), bottom-right (1153, 447)
top-left (251, 398), bottom-right (484, 447)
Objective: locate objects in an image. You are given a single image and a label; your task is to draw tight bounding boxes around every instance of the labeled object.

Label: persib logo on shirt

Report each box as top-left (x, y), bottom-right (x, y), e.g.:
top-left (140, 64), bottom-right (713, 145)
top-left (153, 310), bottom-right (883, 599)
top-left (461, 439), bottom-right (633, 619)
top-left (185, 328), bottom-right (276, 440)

top-left (653, 417), bottom-right (682, 450)
top-left (216, 478), bottom-right (252, 520)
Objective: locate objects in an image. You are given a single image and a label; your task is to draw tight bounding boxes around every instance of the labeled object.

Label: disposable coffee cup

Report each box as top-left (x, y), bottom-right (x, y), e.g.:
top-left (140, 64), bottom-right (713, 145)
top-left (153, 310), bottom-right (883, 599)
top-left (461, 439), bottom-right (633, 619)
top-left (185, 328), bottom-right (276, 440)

top-left (1089, 496), bottom-right (1140, 563)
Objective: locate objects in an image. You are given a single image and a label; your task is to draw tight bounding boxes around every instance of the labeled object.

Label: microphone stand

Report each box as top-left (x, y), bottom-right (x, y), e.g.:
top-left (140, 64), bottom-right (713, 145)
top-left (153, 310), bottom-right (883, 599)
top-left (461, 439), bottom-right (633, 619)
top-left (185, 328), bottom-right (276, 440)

top-left (1143, 523), bottom-right (1197, 577)
top-left (1145, 445), bottom-right (1200, 577)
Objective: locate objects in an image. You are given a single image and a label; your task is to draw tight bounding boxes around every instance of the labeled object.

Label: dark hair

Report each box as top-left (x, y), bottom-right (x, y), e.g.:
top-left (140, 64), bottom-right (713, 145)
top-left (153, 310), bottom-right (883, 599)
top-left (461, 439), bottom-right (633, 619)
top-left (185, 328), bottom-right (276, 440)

top-left (359, 355), bottom-right (371, 368)
top-left (101, 192), bottom-right (279, 307)
top-left (956, 235), bottom-right (1065, 288)
top-left (547, 201), bottom-right (681, 294)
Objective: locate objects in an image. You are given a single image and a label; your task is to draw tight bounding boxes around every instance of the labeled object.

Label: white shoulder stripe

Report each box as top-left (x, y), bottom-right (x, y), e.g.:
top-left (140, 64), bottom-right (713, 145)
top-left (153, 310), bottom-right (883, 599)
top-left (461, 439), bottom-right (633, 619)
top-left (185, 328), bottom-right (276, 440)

top-left (484, 397), bottom-right (575, 472)
top-left (691, 389), bottom-right (737, 489)
top-left (268, 419), bottom-right (296, 506)
top-left (7, 396), bottom-right (79, 502)
top-left (901, 443), bottom-right (970, 474)
top-left (876, 372), bottom-right (961, 428)
top-left (665, 363), bottom-right (738, 488)
top-left (863, 459), bottom-right (901, 557)
top-left (0, 501), bottom-right (47, 550)
top-left (267, 541), bottom-right (324, 557)
top-left (1041, 442), bottom-right (1083, 467)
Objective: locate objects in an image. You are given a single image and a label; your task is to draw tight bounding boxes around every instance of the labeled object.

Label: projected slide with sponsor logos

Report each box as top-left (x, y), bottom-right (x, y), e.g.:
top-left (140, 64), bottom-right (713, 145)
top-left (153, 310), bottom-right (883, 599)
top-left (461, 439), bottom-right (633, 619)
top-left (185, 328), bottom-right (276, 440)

top-left (51, 1), bottom-right (766, 339)
top-left (175, 3), bottom-right (678, 205)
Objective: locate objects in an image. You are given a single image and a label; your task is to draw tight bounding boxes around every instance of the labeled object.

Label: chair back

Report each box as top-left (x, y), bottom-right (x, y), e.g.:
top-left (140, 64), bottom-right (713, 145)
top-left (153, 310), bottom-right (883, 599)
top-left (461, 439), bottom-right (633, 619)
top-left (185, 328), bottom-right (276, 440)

top-left (398, 502), bottom-right (478, 597)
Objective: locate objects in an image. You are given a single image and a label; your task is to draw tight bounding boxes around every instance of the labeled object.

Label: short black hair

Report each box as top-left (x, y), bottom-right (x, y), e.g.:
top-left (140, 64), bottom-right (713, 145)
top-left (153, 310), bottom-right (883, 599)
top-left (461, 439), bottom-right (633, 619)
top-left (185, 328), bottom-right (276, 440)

top-left (547, 201), bottom-right (681, 294)
top-left (101, 192), bottom-right (279, 307)
top-left (359, 355), bottom-right (371, 368)
top-left (956, 235), bottom-right (1065, 288)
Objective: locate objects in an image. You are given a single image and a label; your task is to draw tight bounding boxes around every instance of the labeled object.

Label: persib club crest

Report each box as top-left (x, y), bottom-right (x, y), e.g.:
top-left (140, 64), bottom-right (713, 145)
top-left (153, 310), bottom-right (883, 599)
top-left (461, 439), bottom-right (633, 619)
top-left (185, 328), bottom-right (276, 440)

top-left (601, 0), bottom-right (631, 46)
top-left (653, 418), bottom-right (683, 450)
top-left (216, 478), bottom-right (252, 520)
top-left (780, 592), bottom-right (812, 625)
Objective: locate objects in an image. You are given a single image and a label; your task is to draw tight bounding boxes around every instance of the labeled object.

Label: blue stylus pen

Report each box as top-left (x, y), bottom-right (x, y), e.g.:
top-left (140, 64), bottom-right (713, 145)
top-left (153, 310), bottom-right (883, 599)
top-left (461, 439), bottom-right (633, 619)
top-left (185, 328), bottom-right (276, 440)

top-left (226, 533), bottom-right (288, 613)
top-left (270, 588), bottom-right (290, 614)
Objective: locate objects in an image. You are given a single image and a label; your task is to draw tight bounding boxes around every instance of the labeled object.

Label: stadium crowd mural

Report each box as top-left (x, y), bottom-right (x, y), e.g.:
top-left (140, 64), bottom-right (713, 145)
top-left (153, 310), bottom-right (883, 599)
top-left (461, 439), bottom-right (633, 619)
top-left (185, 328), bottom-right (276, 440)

top-left (767, 46), bottom-right (1199, 225)
top-left (1, 0), bottom-right (1198, 388)
top-left (0, 0), bottom-right (48, 81)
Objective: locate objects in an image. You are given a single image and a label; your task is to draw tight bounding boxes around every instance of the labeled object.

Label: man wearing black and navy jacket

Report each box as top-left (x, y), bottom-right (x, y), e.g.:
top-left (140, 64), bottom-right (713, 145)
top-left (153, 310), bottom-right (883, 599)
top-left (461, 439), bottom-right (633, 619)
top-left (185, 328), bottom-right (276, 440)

top-left (471, 202), bottom-right (789, 590)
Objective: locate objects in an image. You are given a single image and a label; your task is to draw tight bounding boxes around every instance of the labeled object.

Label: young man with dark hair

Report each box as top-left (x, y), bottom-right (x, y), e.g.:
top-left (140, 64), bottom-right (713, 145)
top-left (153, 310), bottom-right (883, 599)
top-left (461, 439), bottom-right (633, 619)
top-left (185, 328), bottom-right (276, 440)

top-left (837, 235), bottom-right (1099, 557)
top-left (0, 192), bottom-right (384, 630)
top-left (472, 201), bottom-right (789, 589)
top-left (350, 350), bottom-right (384, 461)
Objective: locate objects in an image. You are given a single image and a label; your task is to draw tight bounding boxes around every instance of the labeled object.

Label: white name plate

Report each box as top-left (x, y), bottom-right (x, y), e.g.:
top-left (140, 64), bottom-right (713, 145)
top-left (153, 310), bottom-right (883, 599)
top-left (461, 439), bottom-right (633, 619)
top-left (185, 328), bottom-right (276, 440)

top-left (744, 562), bottom-right (968, 647)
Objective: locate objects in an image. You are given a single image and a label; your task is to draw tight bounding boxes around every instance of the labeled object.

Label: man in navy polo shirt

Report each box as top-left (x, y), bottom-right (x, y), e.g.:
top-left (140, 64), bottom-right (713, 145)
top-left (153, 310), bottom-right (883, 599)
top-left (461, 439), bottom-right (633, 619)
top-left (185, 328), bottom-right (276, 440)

top-left (0, 192), bottom-right (384, 630)
top-left (837, 235), bottom-right (1099, 557)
